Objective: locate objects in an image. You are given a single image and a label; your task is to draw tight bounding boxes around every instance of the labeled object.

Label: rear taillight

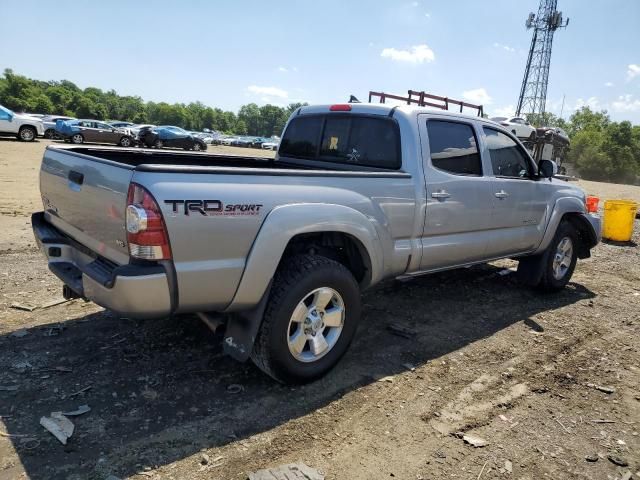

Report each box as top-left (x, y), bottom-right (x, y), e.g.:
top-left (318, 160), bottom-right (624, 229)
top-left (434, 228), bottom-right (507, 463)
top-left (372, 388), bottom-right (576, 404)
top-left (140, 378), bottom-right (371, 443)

top-left (125, 183), bottom-right (171, 260)
top-left (330, 104), bottom-right (352, 111)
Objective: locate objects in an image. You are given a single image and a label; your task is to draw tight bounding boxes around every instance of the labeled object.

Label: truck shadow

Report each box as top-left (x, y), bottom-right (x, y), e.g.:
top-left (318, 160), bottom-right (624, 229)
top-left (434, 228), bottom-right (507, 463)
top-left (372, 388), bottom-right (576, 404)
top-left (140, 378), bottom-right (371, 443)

top-left (0, 263), bottom-right (595, 479)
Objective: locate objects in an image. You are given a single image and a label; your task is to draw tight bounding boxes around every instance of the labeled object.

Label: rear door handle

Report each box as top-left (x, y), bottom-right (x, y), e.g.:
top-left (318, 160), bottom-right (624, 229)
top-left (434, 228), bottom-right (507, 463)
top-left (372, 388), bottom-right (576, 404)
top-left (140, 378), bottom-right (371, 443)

top-left (431, 190), bottom-right (451, 199)
top-left (68, 170), bottom-right (84, 185)
top-left (494, 190), bottom-right (509, 199)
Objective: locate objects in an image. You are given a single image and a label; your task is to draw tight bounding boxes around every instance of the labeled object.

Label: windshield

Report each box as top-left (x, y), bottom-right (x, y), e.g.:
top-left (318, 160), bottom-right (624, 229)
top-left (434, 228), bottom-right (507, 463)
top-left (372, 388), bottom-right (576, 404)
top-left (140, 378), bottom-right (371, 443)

top-left (0, 105), bottom-right (14, 116)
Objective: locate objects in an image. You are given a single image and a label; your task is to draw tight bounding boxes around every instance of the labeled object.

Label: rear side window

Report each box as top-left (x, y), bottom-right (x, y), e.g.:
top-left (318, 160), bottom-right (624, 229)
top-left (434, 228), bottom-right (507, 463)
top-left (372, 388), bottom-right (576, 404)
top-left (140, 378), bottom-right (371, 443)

top-left (280, 115), bottom-right (401, 169)
top-left (426, 120), bottom-right (482, 176)
top-left (482, 127), bottom-right (532, 178)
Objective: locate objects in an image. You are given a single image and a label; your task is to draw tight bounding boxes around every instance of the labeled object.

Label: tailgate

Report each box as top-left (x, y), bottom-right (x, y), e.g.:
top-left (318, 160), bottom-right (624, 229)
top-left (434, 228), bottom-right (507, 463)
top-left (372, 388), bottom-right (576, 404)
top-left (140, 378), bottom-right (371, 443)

top-left (39, 147), bottom-right (133, 264)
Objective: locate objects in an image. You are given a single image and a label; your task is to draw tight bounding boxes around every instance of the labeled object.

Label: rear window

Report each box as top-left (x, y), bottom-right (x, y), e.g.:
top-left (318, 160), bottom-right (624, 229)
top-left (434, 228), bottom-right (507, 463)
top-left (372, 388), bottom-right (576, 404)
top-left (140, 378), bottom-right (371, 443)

top-left (279, 114), bottom-right (401, 169)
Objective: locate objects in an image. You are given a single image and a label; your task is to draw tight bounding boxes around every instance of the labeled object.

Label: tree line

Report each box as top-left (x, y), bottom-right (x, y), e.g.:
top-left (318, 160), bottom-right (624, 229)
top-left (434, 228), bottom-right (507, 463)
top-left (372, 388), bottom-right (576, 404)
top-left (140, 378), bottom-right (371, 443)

top-left (527, 108), bottom-right (640, 184)
top-left (0, 69), bottom-right (305, 137)
top-left (1, 69), bottom-right (639, 183)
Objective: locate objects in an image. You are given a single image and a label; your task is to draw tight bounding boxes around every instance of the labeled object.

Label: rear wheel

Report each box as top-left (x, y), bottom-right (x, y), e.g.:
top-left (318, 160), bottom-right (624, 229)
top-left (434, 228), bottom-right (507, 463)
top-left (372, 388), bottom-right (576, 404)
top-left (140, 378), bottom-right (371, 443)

top-left (251, 254), bottom-right (361, 383)
top-left (154, 139), bottom-right (163, 149)
top-left (18, 126), bottom-right (36, 142)
top-left (71, 133), bottom-right (84, 144)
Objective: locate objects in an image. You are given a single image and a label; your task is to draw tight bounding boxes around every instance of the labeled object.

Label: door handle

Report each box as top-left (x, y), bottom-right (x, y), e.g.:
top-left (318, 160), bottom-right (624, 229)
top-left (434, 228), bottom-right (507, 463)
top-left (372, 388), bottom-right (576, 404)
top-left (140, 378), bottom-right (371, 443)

top-left (68, 170), bottom-right (84, 185)
top-left (494, 190), bottom-right (509, 199)
top-left (431, 190), bottom-right (451, 199)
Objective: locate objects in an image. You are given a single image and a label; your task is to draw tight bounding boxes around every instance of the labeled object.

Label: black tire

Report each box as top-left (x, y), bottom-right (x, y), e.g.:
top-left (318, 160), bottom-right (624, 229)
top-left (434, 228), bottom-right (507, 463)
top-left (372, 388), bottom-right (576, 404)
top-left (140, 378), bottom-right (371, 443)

top-left (154, 139), bottom-right (163, 149)
top-left (18, 126), bottom-right (37, 142)
top-left (44, 128), bottom-right (56, 139)
top-left (251, 254), bottom-right (362, 384)
top-left (519, 221), bottom-right (578, 292)
top-left (119, 136), bottom-right (132, 147)
top-left (193, 142), bottom-right (203, 151)
top-left (70, 133), bottom-right (84, 144)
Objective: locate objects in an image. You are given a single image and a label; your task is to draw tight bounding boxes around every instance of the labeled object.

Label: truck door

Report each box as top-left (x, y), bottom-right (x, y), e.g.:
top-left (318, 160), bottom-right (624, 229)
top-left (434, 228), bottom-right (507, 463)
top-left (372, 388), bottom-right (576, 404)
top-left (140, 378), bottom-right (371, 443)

top-left (481, 127), bottom-right (548, 256)
top-left (419, 116), bottom-right (495, 270)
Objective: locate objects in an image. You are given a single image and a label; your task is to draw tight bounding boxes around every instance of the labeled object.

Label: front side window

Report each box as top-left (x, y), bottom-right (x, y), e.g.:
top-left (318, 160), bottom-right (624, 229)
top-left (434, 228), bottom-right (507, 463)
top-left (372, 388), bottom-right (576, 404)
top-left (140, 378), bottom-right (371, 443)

top-left (97, 122), bottom-right (112, 129)
top-left (426, 120), bottom-right (482, 176)
top-left (0, 107), bottom-right (13, 120)
top-left (483, 127), bottom-right (532, 178)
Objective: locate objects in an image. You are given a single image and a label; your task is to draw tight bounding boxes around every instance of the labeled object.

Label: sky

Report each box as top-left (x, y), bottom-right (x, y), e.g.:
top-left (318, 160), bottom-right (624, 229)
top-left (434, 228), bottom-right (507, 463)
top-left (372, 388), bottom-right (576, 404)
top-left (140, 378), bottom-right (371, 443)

top-left (1, 0), bottom-right (639, 123)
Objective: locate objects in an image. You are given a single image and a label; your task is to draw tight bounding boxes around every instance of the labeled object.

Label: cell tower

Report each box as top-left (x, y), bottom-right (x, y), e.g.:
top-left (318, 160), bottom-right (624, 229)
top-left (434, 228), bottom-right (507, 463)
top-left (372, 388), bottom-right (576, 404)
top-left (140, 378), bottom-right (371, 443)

top-left (515, 0), bottom-right (569, 119)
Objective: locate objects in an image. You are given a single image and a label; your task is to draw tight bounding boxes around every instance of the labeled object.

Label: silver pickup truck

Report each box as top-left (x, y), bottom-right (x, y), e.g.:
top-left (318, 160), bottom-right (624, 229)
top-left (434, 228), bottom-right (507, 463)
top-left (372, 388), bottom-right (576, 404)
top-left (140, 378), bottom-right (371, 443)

top-left (32, 103), bottom-right (601, 383)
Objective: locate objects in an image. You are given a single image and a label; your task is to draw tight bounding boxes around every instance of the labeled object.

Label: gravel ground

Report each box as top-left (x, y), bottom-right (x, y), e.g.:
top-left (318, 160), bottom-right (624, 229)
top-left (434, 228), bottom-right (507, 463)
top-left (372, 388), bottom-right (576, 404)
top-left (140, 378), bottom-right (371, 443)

top-left (0, 138), bottom-right (638, 480)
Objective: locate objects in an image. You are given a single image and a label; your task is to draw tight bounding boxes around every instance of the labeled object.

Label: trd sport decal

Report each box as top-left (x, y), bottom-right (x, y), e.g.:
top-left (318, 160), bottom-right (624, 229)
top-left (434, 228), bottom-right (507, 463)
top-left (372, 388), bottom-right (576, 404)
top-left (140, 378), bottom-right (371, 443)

top-left (164, 200), bottom-right (263, 216)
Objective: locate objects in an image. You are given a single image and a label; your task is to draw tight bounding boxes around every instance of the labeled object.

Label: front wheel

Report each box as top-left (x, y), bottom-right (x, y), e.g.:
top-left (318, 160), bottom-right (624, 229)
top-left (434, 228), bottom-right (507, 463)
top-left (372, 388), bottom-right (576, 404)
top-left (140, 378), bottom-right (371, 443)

top-left (154, 139), bottom-right (163, 149)
top-left (251, 254), bottom-right (361, 383)
top-left (518, 221), bottom-right (578, 291)
top-left (119, 136), bottom-right (132, 147)
top-left (18, 126), bottom-right (37, 142)
top-left (192, 142), bottom-right (203, 151)
top-left (44, 128), bottom-right (56, 139)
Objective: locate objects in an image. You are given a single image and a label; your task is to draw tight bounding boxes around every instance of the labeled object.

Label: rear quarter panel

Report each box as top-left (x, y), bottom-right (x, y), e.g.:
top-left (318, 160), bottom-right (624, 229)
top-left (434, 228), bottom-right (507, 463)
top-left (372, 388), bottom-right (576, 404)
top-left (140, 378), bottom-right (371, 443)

top-left (132, 170), bottom-right (420, 313)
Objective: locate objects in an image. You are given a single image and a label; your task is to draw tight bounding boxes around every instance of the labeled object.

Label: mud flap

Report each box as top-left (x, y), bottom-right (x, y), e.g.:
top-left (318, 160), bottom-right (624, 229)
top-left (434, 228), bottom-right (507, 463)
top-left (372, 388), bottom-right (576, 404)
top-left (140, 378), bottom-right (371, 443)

top-left (223, 281), bottom-right (272, 362)
top-left (516, 250), bottom-right (549, 287)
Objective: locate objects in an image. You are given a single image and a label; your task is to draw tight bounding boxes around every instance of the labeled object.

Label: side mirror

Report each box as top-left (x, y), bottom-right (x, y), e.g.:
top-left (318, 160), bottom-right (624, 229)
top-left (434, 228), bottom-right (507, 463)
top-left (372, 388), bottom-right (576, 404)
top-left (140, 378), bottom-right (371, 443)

top-left (539, 159), bottom-right (558, 178)
top-left (8, 114), bottom-right (14, 122)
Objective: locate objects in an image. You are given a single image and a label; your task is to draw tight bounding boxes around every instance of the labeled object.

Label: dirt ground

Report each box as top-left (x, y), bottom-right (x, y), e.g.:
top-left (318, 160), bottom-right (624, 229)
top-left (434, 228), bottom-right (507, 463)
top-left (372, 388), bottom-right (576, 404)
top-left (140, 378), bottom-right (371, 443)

top-left (0, 138), bottom-right (639, 480)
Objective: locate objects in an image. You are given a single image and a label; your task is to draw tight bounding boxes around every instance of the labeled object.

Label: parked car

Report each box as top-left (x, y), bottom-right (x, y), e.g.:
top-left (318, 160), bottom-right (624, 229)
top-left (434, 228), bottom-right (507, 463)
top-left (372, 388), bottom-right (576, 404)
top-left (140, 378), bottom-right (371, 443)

top-left (0, 104), bottom-right (44, 141)
top-left (490, 116), bottom-right (536, 139)
top-left (261, 140), bottom-right (279, 151)
top-left (42, 115), bottom-right (75, 139)
top-left (109, 121), bottom-right (135, 129)
top-left (233, 136), bottom-right (254, 148)
top-left (56, 119), bottom-right (135, 147)
top-left (138, 125), bottom-right (206, 151)
top-left (32, 103), bottom-right (601, 383)
top-left (220, 136), bottom-right (237, 146)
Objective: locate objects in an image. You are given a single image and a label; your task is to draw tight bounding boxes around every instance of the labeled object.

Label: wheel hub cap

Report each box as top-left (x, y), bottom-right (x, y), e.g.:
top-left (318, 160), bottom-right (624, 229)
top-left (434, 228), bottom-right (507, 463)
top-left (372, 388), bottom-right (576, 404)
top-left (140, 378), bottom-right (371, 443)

top-left (552, 236), bottom-right (573, 280)
top-left (287, 287), bottom-right (345, 363)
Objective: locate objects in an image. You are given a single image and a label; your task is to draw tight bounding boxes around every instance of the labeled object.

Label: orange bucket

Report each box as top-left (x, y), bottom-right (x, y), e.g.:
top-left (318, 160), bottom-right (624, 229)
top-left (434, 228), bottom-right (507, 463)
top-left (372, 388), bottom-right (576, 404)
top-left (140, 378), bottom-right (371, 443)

top-left (586, 196), bottom-right (599, 213)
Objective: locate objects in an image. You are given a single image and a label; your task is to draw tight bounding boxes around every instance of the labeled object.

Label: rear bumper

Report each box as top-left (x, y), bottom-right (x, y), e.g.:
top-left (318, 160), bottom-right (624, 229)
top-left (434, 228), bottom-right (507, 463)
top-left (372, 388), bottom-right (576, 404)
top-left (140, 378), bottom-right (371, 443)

top-left (32, 212), bottom-right (172, 319)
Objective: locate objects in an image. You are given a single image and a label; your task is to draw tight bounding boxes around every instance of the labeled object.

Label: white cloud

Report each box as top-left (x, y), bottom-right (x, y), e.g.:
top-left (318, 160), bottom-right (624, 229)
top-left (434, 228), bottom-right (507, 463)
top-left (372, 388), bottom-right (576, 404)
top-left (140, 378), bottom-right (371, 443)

top-left (424, 12), bottom-right (431, 18)
top-left (247, 85), bottom-right (288, 99)
top-left (292, 66), bottom-right (299, 72)
top-left (626, 64), bottom-right (640, 81)
top-left (604, 81), bottom-right (614, 87)
top-left (380, 44), bottom-right (435, 64)
top-left (612, 94), bottom-right (640, 112)
top-left (277, 66), bottom-right (288, 72)
top-left (462, 88), bottom-right (492, 105)
top-left (411, 1), bottom-right (419, 6)
top-left (493, 42), bottom-right (515, 53)
top-left (491, 105), bottom-right (515, 117)
top-left (575, 96), bottom-right (600, 110)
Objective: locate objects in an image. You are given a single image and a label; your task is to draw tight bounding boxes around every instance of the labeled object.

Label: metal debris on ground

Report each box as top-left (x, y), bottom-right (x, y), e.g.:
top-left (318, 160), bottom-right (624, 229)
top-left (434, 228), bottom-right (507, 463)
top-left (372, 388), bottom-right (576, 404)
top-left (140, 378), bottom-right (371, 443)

top-left (11, 360), bottom-right (32, 373)
top-left (248, 462), bottom-right (324, 480)
top-left (39, 298), bottom-right (70, 309)
top-left (586, 383), bottom-right (616, 394)
top-left (386, 323), bottom-right (416, 339)
top-left (226, 384), bottom-right (244, 394)
top-left (62, 405), bottom-right (91, 416)
top-left (68, 385), bottom-right (92, 397)
top-left (10, 329), bottom-right (29, 338)
top-left (10, 303), bottom-right (36, 312)
top-left (40, 412), bottom-right (74, 445)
